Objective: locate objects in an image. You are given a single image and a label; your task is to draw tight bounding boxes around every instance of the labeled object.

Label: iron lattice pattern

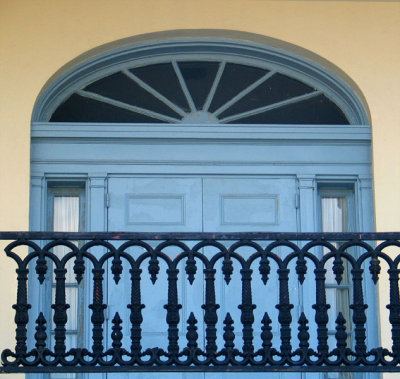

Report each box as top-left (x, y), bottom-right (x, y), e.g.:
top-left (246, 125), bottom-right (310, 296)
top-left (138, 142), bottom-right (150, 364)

top-left (1, 232), bottom-right (400, 373)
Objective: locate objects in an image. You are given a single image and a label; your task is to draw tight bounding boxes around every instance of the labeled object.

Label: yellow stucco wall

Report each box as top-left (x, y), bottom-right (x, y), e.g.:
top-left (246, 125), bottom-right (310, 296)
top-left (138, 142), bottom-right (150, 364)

top-left (1, 0), bottom-right (399, 376)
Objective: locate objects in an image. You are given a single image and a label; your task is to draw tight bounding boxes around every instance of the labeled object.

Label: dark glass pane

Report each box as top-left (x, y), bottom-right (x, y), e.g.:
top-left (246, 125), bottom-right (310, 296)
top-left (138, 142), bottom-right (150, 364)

top-left (84, 72), bottom-right (181, 119)
top-left (50, 94), bottom-right (166, 123)
top-left (178, 61), bottom-right (219, 110)
top-left (131, 63), bottom-right (189, 112)
top-left (208, 63), bottom-right (268, 112)
top-left (219, 73), bottom-right (315, 118)
top-left (228, 94), bottom-right (349, 124)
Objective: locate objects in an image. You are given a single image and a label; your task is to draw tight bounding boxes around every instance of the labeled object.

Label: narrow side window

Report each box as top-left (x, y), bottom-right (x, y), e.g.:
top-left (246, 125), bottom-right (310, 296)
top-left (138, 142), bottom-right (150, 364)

top-left (47, 183), bottom-right (85, 379)
top-left (318, 185), bottom-right (355, 379)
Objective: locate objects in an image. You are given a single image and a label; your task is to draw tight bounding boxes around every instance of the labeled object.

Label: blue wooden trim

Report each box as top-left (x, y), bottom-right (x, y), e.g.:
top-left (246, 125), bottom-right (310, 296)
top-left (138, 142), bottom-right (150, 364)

top-left (31, 123), bottom-right (372, 142)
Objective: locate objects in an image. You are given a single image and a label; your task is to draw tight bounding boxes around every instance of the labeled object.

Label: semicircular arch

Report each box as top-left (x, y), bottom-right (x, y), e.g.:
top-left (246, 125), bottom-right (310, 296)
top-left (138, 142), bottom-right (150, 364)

top-left (32, 31), bottom-right (370, 126)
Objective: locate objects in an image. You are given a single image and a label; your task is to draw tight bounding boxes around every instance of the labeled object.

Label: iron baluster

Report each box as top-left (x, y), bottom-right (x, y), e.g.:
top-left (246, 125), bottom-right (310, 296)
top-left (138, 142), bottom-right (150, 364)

top-left (202, 268), bottom-right (219, 356)
top-left (239, 268), bottom-right (256, 355)
top-left (164, 268), bottom-right (182, 356)
top-left (52, 266), bottom-right (69, 358)
top-left (276, 267), bottom-right (293, 357)
top-left (89, 267), bottom-right (106, 357)
top-left (387, 267), bottom-right (400, 355)
top-left (13, 267), bottom-right (30, 358)
top-left (128, 267), bottom-right (144, 356)
top-left (350, 267), bottom-right (368, 356)
top-left (313, 266), bottom-right (330, 357)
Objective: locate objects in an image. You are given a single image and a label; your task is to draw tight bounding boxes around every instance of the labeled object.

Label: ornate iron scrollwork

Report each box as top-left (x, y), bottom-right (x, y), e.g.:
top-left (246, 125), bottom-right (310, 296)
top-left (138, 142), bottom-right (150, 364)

top-left (0, 231), bottom-right (399, 373)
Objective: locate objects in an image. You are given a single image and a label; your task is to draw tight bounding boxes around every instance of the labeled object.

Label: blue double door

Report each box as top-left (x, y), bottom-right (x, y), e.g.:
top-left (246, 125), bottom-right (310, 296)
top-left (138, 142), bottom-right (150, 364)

top-left (105, 176), bottom-right (302, 379)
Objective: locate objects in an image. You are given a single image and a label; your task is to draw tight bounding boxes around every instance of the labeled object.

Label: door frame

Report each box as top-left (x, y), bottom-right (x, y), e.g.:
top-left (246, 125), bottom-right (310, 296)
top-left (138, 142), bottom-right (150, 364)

top-left (30, 122), bottom-right (375, 379)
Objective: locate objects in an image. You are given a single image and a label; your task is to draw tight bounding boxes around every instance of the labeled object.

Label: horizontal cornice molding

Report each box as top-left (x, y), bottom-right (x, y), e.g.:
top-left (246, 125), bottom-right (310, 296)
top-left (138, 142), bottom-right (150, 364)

top-left (32, 123), bottom-right (371, 143)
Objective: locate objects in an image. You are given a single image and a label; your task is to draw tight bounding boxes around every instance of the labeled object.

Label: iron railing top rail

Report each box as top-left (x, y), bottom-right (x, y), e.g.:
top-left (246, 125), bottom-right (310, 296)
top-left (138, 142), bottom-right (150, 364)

top-left (0, 231), bottom-right (399, 241)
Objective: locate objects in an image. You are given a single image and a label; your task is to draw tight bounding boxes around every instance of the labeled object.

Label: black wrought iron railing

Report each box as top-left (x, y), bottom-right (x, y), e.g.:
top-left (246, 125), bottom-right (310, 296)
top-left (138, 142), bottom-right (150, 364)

top-left (1, 232), bottom-right (400, 373)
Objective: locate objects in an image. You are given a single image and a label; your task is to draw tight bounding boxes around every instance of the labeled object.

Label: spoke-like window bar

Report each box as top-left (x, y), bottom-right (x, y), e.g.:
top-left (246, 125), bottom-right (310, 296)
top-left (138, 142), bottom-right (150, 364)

top-left (172, 60), bottom-right (197, 113)
top-left (122, 69), bottom-right (187, 118)
top-left (203, 61), bottom-right (226, 112)
top-left (75, 89), bottom-right (180, 123)
top-left (212, 70), bottom-right (276, 117)
top-left (219, 90), bottom-right (321, 124)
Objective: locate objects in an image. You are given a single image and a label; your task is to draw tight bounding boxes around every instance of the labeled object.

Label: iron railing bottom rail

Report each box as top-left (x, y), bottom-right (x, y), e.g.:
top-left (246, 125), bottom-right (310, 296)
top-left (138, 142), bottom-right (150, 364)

top-left (2, 366), bottom-right (400, 373)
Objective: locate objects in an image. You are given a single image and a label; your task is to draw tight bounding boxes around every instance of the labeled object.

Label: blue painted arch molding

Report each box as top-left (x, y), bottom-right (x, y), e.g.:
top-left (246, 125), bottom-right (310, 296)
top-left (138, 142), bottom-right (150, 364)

top-left (32, 30), bottom-right (371, 126)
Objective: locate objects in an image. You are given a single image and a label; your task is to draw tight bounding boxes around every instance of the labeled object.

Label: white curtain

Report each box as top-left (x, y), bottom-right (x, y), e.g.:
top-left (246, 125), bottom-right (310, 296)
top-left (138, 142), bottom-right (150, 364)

top-left (54, 196), bottom-right (79, 232)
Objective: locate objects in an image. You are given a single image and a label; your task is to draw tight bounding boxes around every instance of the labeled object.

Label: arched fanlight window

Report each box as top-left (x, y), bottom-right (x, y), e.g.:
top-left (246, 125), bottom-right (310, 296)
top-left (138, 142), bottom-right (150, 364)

top-left (35, 37), bottom-right (369, 125)
top-left (50, 60), bottom-right (348, 124)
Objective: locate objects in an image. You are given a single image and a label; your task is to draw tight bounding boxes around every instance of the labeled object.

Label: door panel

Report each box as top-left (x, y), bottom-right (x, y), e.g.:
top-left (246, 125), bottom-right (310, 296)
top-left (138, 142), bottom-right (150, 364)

top-left (107, 177), bottom-right (203, 379)
top-left (202, 178), bottom-right (299, 379)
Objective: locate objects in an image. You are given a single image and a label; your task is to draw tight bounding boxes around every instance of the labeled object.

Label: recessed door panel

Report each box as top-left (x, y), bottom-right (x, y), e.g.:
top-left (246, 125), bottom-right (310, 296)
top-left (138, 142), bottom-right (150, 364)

top-left (203, 177), bottom-right (297, 232)
top-left (108, 177), bottom-right (203, 232)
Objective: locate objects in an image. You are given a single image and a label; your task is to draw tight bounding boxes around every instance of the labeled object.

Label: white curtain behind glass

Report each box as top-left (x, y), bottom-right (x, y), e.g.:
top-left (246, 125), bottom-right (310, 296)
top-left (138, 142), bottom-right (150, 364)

top-left (54, 197), bottom-right (79, 232)
top-left (322, 197), bottom-right (346, 234)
